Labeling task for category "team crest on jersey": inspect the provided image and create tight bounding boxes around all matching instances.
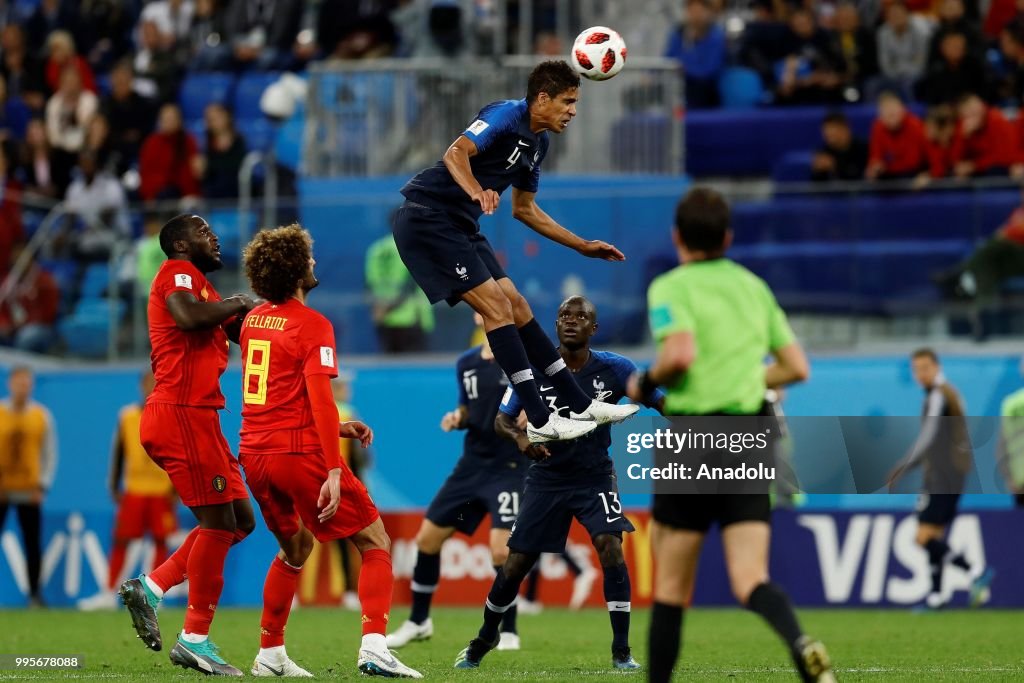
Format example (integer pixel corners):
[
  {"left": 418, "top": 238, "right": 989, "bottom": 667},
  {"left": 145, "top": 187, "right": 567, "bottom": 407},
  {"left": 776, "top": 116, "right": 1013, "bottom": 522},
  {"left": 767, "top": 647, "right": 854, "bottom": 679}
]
[{"left": 212, "top": 475, "right": 227, "bottom": 492}]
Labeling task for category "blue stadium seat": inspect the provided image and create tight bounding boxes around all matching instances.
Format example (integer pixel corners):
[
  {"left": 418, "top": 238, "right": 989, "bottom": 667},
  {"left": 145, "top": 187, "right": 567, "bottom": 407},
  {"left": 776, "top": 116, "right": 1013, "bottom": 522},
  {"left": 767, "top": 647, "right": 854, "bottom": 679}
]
[
  {"left": 13, "top": 0, "right": 39, "bottom": 21},
  {"left": 686, "top": 103, "right": 924, "bottom": 177},
  {"left": 236, "top": 118, "right": 273, "bottom": 152},
  {"left": 611, "top": 113, "right": 675, "bottom": 173},
  {"left": 772, "top": 150, "right": 815, "bottom": 182},
  {"left": 206, "top": 209, "right": 257, "bottom": 264},
  {"left": 79, "top": 263, "right": 111, "bottom": 299},
  {"left": 717, "top": 67, "right": 764, "bottom": 110},
  {"left": 179, "top": 72, "right": 235, "bottom": 121},
  {"left": 233, "top": 72, "right": 281, "bottom": 117},
  {"left": 58, "top": 300, "right": 126, "bottom": 358}
]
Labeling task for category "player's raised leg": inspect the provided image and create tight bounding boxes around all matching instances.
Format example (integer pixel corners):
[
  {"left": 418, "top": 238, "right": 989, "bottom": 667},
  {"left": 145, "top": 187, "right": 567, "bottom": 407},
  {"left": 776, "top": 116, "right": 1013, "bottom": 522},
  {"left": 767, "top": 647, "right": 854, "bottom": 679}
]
[
  {"left": 495, "top": 277, "right": 639, "bottom": 428},
  {"left": 166, "top": 498, "right": 253, "bottom": 677},
  {"left": 723, "top": 521, "right": 835, "bottom": 683},
  {"left": 121, "top": 496, "right": 253, "bottom": 653},
  {"left": 351, "top": 518, "right": 423, "bottom": 678},
  {"left": 461, "top": 280, "right": 598, "bottom": 443}
]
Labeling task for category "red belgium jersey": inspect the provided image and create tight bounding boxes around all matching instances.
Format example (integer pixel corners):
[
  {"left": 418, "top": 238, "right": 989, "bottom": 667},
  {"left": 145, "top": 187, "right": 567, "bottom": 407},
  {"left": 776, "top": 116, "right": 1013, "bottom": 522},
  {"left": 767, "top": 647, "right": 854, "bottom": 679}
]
[
  {"left": 147, "top": 260, "right": 230, "bottom": 408},
  {"left": 239, "top": 299, "right": 339, "bottom": 455}
]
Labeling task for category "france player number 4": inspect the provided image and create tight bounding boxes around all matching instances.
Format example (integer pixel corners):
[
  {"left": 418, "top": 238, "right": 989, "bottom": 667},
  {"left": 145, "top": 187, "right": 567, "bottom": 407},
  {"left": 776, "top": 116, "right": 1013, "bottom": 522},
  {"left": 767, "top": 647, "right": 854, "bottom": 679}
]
[{"left": 243, "top": 340, "right": 272, "bottom": 405}]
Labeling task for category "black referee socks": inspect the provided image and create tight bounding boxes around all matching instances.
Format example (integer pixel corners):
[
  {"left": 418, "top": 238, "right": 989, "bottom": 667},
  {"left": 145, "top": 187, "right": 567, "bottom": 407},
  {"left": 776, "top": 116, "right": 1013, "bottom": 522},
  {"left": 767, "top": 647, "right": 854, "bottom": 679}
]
[
  {"left": 647, "top": 601, "right": 683, "bottom": 683},
  {"left": 746, "top": 582, "right": 804, "bottom": 648}
]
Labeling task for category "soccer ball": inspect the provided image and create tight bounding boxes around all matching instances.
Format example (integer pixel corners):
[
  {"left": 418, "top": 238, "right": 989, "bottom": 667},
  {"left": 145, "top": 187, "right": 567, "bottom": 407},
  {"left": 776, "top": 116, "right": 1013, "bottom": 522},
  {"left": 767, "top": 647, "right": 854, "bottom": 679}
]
[{"left": 570, "top": 26, "right": 627, "bottom": 81}]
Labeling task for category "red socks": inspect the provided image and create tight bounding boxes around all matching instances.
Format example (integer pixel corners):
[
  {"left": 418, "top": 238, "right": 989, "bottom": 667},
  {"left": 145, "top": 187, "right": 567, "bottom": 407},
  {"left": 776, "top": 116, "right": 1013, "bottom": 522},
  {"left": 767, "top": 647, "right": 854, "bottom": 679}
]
[
  {"left": 183, "top": 529, "right": 234, "bottom": 636},
  {"left": 148, "top": 526, "right": 199, "bottom": 593},
  {"left": 147, "top": 524, "right": 249, "bottom": 594},
  {"left": 260, "top": 557, "right": 302, "bottom": 648},
  {"left": 358, "top": 548, "right": 393, "bottom": 636}
]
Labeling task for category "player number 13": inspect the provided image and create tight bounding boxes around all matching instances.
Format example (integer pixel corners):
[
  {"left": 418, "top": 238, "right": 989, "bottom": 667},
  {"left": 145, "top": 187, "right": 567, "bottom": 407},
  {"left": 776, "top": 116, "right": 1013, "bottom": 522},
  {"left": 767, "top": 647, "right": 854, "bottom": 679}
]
[
  {"left": 598, "top": 491, "right": 622, "bottom": 515},
  {"left": 243, "top": 340, "right": 272, "bottom": 405}
]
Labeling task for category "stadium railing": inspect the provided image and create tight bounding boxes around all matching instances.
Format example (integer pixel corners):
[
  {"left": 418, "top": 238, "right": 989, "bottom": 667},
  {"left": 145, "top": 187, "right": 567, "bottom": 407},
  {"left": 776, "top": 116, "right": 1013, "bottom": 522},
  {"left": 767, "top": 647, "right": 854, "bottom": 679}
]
[{"left": 302, "top": 56, "right": 686, "bottom": 178}]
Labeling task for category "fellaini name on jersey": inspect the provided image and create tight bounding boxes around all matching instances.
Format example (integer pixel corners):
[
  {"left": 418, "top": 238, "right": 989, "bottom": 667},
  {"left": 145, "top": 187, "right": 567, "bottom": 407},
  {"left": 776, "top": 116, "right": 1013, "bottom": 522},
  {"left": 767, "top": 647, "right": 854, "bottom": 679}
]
[{"left": 246, "top": 314, "right": 288, "bottom": 331}]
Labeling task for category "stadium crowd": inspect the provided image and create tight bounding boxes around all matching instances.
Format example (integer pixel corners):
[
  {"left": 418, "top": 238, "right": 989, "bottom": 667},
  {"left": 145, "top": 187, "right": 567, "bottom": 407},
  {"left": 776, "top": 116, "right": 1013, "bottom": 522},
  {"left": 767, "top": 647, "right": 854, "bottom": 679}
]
[{"left": 3, "top": 0, "right": 1024, "bottom": 355}]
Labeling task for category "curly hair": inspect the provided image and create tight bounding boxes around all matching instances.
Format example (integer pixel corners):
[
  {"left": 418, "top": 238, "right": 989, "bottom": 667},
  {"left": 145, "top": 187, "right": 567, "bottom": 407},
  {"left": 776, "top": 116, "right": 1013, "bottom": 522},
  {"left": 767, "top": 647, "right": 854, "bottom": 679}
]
[{"left": 243, "top": 224, "right": 313, "bottom": 304}]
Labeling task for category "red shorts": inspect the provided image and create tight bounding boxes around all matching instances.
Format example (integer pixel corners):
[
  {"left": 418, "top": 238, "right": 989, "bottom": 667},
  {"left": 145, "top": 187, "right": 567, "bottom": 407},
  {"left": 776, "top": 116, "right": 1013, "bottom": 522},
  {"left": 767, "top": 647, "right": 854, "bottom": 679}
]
[
  {"left": 113, "top": 493, "right": 178, "bottom": 541},
  {"left": 239, "top": 451, "right": 379, "bottom": 542},
  {"left": 140, "top": 403, "right": 248, "bottom": 508}
]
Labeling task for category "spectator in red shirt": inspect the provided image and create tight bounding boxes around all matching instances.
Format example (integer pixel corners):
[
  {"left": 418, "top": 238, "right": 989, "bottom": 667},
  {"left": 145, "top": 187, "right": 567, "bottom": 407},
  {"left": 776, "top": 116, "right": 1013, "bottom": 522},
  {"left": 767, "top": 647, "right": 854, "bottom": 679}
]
[
  {"left": 951, "top": 93, "right": 1019, "bottom": 178},
  {"left": 866, "top": 92, "right": 929, "bottom": 179},
  {"left": 43, "top": 31, "right": 97, "bottom": 96},
  {"left": 921, "top": 104, "right": 958, "bottom": 181},
  {"left": 138, "top": 103, "right": 200, "bottom": 202},
  {"left": 0, "top": 245, "right": 59, "bottom": 353}
]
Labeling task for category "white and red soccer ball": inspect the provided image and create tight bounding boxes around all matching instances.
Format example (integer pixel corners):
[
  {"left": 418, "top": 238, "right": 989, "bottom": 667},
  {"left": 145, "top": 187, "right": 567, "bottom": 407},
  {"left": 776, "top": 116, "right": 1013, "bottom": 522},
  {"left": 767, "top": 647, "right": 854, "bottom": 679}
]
[{"left": 570, "top": 26, "right": 627, "bottom": 81}]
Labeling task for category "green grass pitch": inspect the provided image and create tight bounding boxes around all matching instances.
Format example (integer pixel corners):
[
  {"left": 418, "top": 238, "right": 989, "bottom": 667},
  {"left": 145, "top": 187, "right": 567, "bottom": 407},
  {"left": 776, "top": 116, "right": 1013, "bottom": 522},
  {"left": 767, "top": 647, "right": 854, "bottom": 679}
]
[{"left": 1, "top": 607, "right": 1023, "bottom": 681}]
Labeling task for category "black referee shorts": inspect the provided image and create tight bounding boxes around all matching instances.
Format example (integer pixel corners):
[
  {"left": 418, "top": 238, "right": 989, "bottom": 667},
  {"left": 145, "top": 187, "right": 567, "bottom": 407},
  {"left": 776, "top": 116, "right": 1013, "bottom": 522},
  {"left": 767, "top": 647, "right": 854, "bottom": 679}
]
[
  {"left": 652, "top": 493, "right": 771, "bottom": 533},
  {"left": 652, "top": 404, "right": 775, "bottom": 532}
]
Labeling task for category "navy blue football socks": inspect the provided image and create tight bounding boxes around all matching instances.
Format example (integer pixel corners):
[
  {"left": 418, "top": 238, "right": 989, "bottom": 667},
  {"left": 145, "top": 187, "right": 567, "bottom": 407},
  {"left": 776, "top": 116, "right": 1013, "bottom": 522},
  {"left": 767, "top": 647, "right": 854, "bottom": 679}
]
[{"left": 486, "top": 324, "right": 550, "bottom": 427}]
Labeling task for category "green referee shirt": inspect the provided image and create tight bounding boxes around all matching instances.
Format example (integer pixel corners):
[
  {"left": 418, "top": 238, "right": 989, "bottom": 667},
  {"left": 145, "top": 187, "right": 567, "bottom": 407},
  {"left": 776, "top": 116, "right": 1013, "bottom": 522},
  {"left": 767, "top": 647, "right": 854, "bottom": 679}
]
[
  {"left": 1000, "top": 388, "right": 1024, "bottom": 489},
  {"left": 647, "top": 259, "right": 795, "bottom": 415}
]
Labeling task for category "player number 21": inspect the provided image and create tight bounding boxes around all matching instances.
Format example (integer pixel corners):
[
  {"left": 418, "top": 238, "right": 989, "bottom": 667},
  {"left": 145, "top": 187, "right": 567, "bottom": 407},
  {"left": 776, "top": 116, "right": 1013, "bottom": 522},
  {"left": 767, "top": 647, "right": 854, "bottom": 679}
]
[
  {"left": 463, "top": 374, "right": 478, "bottom": 400},
  {"left": 243, "top": 340, "right": 271, "bottom": 405},
  {"left": 497, "top": 491, "right": 520, "bottom": 516},
  {"left": 598, "top": 491, "right": 622, "bottom": 515}
]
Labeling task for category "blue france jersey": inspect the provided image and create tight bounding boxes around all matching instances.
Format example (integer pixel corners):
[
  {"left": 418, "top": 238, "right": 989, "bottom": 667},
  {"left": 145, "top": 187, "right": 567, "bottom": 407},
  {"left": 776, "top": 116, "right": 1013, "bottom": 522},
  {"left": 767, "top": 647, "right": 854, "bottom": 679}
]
[
  {"left": 400, "top": 99, "right": 550, "bottom": 232},
  {"left": 455, "top": 346, "right": 529, "bottom": 472},
  {"left": 499, "top": 350, "right": 664, "bottom": 489}
]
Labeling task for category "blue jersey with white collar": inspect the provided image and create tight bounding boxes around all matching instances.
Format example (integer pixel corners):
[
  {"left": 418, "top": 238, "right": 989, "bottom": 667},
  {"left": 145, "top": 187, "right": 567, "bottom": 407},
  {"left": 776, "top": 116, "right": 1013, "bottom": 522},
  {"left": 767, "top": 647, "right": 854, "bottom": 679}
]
[
  {"left": 400, "top": 99, "right": 549, "bottom": 233},
  {"left": 499, "top": 350, "right": 664, "bottom": 489}
]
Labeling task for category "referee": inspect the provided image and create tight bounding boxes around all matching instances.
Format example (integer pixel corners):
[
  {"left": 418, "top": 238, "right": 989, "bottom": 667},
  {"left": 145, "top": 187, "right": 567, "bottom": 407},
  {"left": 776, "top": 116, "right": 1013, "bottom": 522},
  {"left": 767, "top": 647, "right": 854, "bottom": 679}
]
[{"left": 627, "top": 187, "right": 834, "bottom": 683}]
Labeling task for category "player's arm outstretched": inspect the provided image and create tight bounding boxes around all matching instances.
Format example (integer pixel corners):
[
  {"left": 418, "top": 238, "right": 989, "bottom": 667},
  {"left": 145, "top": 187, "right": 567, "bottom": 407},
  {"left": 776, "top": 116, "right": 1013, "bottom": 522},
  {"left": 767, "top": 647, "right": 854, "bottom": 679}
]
[
  {"left": 166, "top": 291, "right": 256, "bottom": 332},
  {"left": 511, "top": 188, "right": 624, "bottom": 261}
]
